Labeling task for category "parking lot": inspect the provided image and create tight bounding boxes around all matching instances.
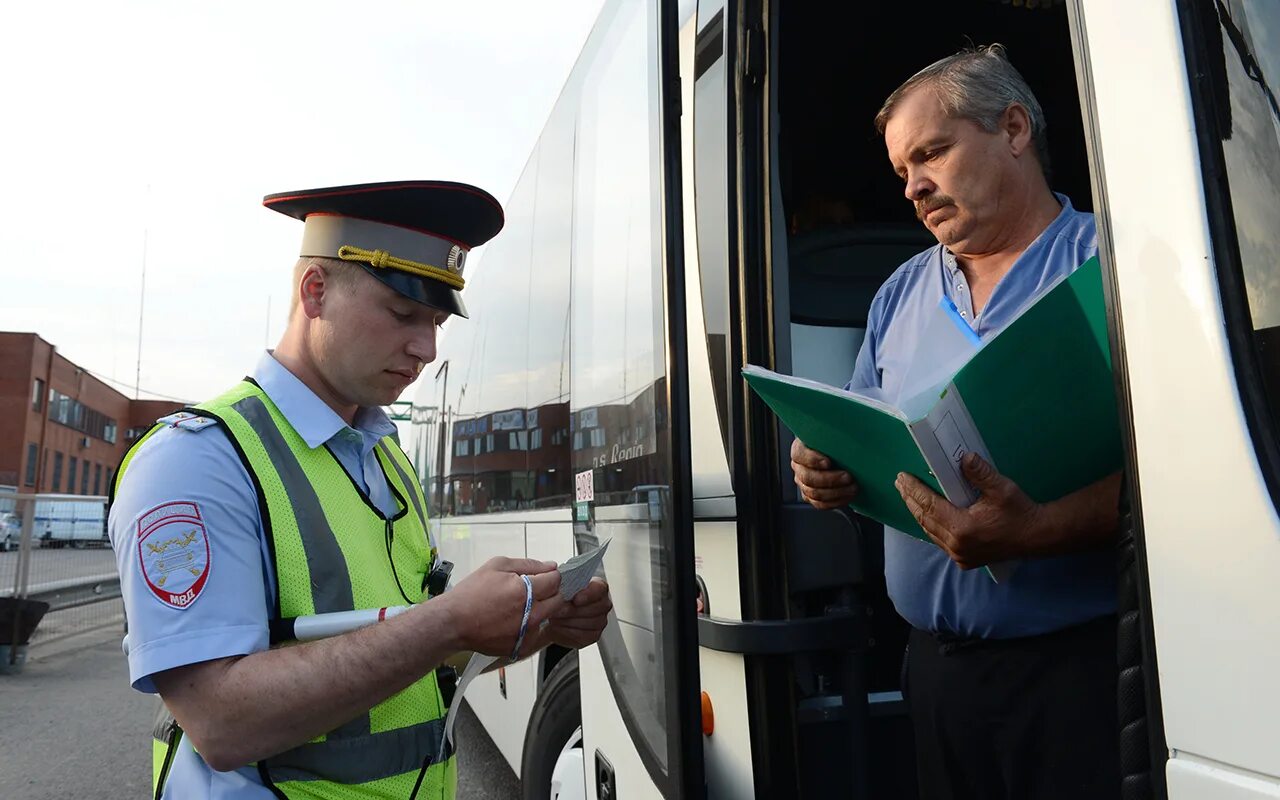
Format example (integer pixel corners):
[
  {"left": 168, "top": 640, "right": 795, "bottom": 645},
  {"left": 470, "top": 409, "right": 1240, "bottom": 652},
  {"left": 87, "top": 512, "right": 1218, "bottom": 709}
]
[
  {"left": 1, "top": 545, "right": 117, "bottom": 589},
  {"left": 1, "top": 545, "right": 121, "bottom": 646}
]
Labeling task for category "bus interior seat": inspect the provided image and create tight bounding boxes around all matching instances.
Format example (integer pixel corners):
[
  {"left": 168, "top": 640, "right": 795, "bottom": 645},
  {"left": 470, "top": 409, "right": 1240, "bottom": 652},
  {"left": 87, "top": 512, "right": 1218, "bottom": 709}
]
[{"left": 787, "top": 225, "right": 935, "bottom": 387}]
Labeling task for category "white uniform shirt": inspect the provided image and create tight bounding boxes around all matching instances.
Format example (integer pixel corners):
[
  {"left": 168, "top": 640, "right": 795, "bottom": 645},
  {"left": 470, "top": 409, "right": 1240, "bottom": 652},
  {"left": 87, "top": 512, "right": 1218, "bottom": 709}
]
[{"left": 109, "top": 352, "right": 401, "bottom": 798}]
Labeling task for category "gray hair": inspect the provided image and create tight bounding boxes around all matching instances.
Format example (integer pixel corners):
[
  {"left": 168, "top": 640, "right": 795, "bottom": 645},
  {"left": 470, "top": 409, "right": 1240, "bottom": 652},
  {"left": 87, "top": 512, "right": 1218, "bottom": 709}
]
[{"left": 874, "top": 44, "right": 1051, "bottom": 180}]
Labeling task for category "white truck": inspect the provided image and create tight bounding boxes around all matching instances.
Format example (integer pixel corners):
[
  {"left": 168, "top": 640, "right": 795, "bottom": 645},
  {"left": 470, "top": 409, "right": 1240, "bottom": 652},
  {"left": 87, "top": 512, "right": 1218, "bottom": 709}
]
[{"left": 33, "top": 495, "right": 108, "bottom": 548}]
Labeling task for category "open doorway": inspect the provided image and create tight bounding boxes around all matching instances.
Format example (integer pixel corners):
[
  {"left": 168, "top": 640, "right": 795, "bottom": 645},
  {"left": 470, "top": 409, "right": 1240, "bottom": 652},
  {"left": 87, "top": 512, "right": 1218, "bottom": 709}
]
[
  {"left": 768, "top": 2, "right": 1095, "bottom": 795},
  {"left": 774, "top": 0, "right": 1093, "bottom": 385}
]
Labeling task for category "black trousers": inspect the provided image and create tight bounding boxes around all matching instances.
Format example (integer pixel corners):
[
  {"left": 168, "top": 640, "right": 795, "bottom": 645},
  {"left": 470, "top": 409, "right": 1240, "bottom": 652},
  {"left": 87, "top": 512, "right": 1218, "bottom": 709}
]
[{"left": 905, "top": 616, "right": 1121, "bottom": 800}]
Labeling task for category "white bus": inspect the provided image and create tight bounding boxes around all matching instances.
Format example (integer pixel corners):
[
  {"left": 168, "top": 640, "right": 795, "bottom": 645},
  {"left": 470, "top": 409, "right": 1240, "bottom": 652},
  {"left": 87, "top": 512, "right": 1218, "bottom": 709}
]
[{"left": 409, "top": 0, "right": 1280, "bottom": 798}]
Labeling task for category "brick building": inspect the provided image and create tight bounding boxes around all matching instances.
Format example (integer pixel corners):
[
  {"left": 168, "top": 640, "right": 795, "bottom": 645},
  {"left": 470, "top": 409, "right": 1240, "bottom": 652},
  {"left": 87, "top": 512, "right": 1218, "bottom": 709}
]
[{"left": 0, "top": 332, "right": 185, "bottom": 496}]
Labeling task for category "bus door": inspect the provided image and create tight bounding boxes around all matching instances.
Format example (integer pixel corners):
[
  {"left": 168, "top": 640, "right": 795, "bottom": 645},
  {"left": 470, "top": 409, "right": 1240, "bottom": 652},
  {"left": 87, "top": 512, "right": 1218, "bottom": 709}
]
[
  {"left": 569, "top": 1, "right": 705, "bottom": 798},
  {"left": 691, "top": 1, "right": 911, "bottom": 793},
  {"left": 1079, "top": 1, "right": 1280, "bottom": 796}
]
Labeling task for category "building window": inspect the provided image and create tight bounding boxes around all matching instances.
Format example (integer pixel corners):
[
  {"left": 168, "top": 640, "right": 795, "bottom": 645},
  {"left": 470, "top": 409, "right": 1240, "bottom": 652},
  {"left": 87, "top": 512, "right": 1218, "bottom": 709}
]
[
  {"left": 46, "top": 389, "right": 118, "bottom": 443},
  {"left": 93, "top": 463, "right": 102, "bottom": 496},
  {"left": 81, "top": 461, "right": 90, "bottom": 495},
  {"left": 24, "top": 443, "right": 38, "bottom": 486},
  {"left": 52, "top": 452, "right": 64, "bottom": 492},
  {"left": 68, "top": 458, "right": 78, "bottom": 495},
  {"left": 32, "top": 378, "right": 45, "bottom": 412}
]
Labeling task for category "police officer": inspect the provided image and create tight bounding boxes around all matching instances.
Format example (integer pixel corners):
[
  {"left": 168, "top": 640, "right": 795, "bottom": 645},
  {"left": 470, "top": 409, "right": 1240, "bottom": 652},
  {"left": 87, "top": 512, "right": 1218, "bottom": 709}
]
[{"left": 108, "top": 181, "right": 612, "bottom": 799}]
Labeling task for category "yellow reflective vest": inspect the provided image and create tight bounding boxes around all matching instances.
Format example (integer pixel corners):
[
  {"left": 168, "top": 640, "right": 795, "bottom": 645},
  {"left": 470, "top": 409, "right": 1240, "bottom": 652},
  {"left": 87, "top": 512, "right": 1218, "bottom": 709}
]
[{"left": 118, "top": 379, "right": 456, "bottom": 799}]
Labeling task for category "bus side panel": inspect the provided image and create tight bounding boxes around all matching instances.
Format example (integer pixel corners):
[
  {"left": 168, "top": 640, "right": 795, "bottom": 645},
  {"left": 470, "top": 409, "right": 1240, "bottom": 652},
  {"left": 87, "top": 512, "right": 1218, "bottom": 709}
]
[
  {"left": 465, "top": 654, "right": 539, "bottom": 777},
  {"left": 525, "top": 518, "right": 577, "bottom": 576},
  {"left": 694, "top": 521, "right": 755, "bottom": 800},
  {"left": 580, "top": 642, "right": 665, "bottom": 800},
  {"left": 1167, "top": 760, "right": 1280, "bottom": 800},
  {"left": 439, "top": 517, "right": 536, "bottom": 775},
  {"left": 1080, "top": 0, "right": 1280, "bottom": 789}
]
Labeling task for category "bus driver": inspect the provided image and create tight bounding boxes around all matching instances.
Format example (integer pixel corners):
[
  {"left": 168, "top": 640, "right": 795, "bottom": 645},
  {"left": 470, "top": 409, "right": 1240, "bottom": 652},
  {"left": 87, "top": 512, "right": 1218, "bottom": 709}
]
[{"left": 790, "top": 48, "right": 1124, "bottom": 800}]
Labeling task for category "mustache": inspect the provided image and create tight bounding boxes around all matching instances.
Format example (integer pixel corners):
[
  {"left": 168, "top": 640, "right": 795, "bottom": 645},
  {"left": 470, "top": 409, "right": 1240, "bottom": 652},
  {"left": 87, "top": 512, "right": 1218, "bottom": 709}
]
[{"left": 915, "top": 195, "right": 955, "bottom": 222}]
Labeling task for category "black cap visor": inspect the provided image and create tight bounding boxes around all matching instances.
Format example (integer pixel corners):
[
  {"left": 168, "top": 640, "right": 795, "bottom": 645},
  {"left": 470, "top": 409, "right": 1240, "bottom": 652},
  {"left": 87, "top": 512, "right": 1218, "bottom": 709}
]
[{"left": 358, "top": 262, "right": 468, "bottom": 318}]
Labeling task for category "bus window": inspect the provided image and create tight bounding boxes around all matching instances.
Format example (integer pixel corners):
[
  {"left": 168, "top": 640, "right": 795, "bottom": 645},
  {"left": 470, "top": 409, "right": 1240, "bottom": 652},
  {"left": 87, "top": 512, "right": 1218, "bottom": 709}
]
[
  {"left": 570, "top": 0, "right": 676, "bottom": 788},
  {"left": 1185, "top": 0, "right": 1280, "bottom": 500},
  {"left": 468, "top": 156, "right": 537, "bottom": 515},
  {"left": 526, "top": 101, "right": 577, "bottom": 510},
  {"left": 441, "top": 301, "right": 481, "bottom": 517}
]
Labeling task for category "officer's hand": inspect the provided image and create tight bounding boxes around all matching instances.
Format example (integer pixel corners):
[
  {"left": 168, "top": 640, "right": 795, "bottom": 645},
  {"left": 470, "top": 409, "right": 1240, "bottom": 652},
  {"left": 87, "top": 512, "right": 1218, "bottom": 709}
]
[
  {"left": 545, "top": 577, "right": 612, "bottom": 650},
  {"left": 895, "top": 453, "right": 1042, "bottom": 569},
  {"left": 445, "top": 557, "right": 565, "bottom": 658},
  {"left": 791, "top": 438, "right": 858, "bottom": 510}
]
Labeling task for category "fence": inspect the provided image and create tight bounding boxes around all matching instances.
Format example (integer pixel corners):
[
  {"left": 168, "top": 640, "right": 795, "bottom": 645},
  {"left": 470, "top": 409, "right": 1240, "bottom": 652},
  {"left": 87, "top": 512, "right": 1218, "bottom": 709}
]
[{"left": 0, "top": 490, "right": 122, "bottom": 664}]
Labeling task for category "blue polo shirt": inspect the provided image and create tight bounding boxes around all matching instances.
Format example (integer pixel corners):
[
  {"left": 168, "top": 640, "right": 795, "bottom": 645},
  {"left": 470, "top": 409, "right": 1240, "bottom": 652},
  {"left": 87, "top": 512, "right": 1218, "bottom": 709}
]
[
  {"left": 108, "top": 352, "right": 405, "bottom": 799},
  {"left": 849, "top": 195, "right": 1117, "bottom": 638}
]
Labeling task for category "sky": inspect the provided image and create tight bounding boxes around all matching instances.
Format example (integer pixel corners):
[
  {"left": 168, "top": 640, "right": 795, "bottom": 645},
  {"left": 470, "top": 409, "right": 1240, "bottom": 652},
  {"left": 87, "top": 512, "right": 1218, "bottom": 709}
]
[{"left": 0, "top": 0, "right": 604, "bottom": 403}]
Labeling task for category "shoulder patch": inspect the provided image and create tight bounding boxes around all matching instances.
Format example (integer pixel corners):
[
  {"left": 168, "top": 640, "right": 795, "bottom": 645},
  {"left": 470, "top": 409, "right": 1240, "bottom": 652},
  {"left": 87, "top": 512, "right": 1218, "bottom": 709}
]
[
  {"left": 136, "top": 501, "right": 212, "bottom": 610},
  {"left": 157, "top": 411, "right": 219, "bottom": 432}
]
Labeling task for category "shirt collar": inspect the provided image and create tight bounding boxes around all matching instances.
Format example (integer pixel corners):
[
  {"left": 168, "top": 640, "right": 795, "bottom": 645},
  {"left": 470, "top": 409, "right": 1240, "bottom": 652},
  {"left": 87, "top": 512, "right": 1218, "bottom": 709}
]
[
  {"left": 251, "top": 352, "right": 396, "bottom": 450},
  {"left": 943, "top": 192, "right": 1075, "bottom": 275}
]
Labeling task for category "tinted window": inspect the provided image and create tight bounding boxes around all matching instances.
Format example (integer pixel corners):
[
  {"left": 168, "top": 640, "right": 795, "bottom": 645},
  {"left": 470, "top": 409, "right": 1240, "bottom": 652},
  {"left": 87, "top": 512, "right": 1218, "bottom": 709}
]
[
  {"left": 24, "top": 443, "right": 37, "bottom": 486},
  {"left": 526, "top": 103, "right": 577, "bottom": 509},
  {"left": 435, "top": 303, "right": 480, "bottom": 516},
  {"left": 1190, "top": 0, "right": 1280, "bottom": 470},
  {"left": 570, "top": 0, "right": 674, "bottom": 783},
  {"left": 466, "top": 154, "right": 537, "bottom": 515}
]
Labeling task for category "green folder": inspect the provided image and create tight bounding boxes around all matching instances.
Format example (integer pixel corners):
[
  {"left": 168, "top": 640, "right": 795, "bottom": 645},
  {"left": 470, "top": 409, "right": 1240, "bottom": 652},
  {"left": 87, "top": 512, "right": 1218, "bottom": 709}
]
[{"left": 744, "top": 255, "right": 1122, "bottom": 550}]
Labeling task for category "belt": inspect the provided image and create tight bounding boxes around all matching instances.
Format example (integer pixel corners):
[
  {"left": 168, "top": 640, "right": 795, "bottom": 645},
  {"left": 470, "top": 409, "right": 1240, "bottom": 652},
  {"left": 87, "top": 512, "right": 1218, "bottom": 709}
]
[{"left": 923, "top": 613, "right": 1117, "bottom": 657}]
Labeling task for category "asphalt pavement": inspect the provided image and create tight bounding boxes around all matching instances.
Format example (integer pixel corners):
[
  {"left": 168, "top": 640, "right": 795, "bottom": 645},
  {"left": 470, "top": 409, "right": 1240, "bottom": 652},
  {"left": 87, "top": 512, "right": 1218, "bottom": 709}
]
[
  {"left": 0, "top": 546, "right": 118, "bottom": 595},
  {"left": 0, "top": 624, "right": 521, "bottom": 799}
]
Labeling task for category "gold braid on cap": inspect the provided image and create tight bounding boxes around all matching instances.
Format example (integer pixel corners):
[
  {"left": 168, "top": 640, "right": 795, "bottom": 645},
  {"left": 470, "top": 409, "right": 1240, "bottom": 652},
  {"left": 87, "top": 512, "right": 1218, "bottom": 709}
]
[{"left": 337, "top": 245, "right": 465, "bottom": 290}]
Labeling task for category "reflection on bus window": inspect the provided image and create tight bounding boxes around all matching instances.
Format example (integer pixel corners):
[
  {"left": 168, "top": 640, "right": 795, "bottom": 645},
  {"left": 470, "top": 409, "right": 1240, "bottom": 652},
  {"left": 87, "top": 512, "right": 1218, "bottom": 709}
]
[
  {"left": 569, "top": 0, "right": 674, "bottom": 782},
  {"left": 1205, "top": 1, "right": 1280, "bottom": 436}
]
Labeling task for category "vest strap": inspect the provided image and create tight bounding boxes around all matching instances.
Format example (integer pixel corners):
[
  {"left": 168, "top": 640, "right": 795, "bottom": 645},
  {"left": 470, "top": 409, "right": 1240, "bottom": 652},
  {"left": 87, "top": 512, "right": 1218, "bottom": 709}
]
[
  {"left": 267, "top": 718, "right": 453, "bottom": 784},
  {"left": 230, "top": 393, "right": 357, "bottom": 616},
  {"left": 379, "top": 440, "right": 427, "bottom": 532}
]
